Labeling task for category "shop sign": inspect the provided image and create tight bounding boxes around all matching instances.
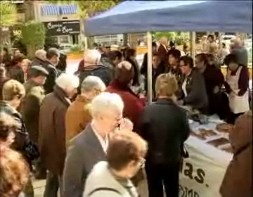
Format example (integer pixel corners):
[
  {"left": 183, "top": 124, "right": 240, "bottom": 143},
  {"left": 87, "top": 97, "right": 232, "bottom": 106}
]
[{"left": 44, "top": 20, "right": 80, "bottom": 36}]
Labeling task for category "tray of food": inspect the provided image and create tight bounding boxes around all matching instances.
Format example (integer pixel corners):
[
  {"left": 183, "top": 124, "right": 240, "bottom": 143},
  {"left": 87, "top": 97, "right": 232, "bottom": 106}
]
[
  {"left": 207, "top": 137, "right": 230, "bottom": 147},
  {"left": 216, "top": 123, "right": 234, "bottom": 133},
  {"left": 191, "top": 128, "right": 218, "bottom": 140},
  {"left": 220, "top": 144, "right": 233, "bottom": 153}
]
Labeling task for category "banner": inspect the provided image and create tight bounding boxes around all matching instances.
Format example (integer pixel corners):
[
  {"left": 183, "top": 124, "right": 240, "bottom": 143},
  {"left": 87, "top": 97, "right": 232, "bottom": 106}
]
[{"left": 179, "top": 136, "right": 232, "bottom": 197}]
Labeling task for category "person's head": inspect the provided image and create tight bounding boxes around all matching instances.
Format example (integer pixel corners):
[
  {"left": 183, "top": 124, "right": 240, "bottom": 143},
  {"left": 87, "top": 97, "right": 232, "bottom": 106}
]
[
  {"left": 81, "top": 76, "right": 106, "bottom": 99},
  {"left": 28, "top": 66, "right": 49, "bottom": 85},
  {"left": 183, "top": 43, "right": 189, "bottom": 52},
  {"left": 179, "top": 56, "right": 194, "bottom": 75},
  {"left": 152, "top": 42, "right": 157, "bottom": 53},
  {"left": 155, "top": 73, "right": 178, "bottom": 99},
  {"left": 2, "top": 80, "right": 25, "bottom": 109},
  {"left": 13, "top": 49, "right": 21, "bottom": 57},
  {"left": 115, "top": 61, "right": 134, "bottom": 86},
  {"left": 103, "top": 45, "right": 111, "bottom": 55},
  {"left": 207, "top": 34, "right": 214, "bottom": 42},
  {"left": 108, "top": 51, "right": 123, "bottom": 66},
  {"left": 152, "top": 53, "right": 162, "bottom": 68},
  {"left": 0, "top": 143, "right": 29, "bottom": 197},
  {"left": 46, "top": 48, "right": 60, "bottom": 66},
  {"left": 21, "top": 58, "right": 31, "bottom": 73},
  {"left": 168, "top": 49, "right": 181, "bottom": 67},
  {"left": 206, "top": 53, "right": 215, "bottom": 65},
  {"left": 195, "top": 53, "right": 208, "bottom": 70},
  {"left": 55, "top": 73, "right": 79, "bottom": 99},
  {"left": 11, "top": 54, "right": 25, "bottom": 67},
  {"left": 83, "top": 49, "right": 101, "bottom": 67},
  {"left": 0, "top": 112, "right": 18, "bottom": 147},
  {"left": 224, "top": 54, "right": 239, "bottom": 71},
  {"left": 90, "top": 92, "right": 124, "bottom": 135},
  {"left": 107, "top": 132, "right": 147, "bottom": 179},
  {"left": 125, "top": 48, "right": 136, "bottom": 60},
  {"left": 160, "top": 37, "right": 168, "bottom": 45},
  {"left": 35, "top": 49, "right": 47, "bottom": 61}
]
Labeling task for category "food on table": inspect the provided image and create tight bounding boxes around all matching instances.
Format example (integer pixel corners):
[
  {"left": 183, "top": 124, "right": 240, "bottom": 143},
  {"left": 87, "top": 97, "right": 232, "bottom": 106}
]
[
  {"left": 216, "top": 123, "right": 234, "bottom": 133},
  {"left": 191, "top": 129, "right": 217, "bottom": 140},
  {"left": 207, "top": 137, "right": 230, "bottom": 147},
  {"left": 221, "top": 146, "right": 233, "bottom": 153}
]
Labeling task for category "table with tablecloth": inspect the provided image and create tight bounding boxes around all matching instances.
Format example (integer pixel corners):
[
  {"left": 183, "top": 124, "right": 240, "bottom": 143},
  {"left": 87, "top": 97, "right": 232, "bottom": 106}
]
[{"left": 179, "top": 115, "right": 233, "bottom": 197}]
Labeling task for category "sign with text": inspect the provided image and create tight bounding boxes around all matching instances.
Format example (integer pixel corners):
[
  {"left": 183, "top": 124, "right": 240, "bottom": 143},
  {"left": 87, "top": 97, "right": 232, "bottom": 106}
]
[
  {"left": 179, "top": 136, "right": 232, "bottom": 197},
  {"left": 44, "top": 20, "right": 80, "bottom": 36}
]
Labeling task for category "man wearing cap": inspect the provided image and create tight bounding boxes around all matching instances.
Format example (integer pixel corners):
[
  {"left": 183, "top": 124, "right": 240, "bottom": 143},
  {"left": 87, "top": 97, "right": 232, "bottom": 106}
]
[{"left": 21, "top": 65, "right": 48, "bottom": 179}]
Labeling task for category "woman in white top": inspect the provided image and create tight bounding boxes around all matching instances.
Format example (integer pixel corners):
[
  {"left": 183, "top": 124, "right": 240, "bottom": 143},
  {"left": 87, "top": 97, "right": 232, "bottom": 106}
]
[{"left": 224, "top": 54, "right": 250, "bottom": 124}]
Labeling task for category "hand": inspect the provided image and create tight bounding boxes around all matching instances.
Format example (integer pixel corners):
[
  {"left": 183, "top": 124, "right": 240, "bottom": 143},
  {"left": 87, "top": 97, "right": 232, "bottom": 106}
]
[
  {"left": 213, "top": 86, "right": 220, "bottom": 94},
  {"left": 118, "top": 118, "right": 133, "bottom": 131},
  {"left": 176, "top": 100, "right": 184, "bottom": 106},
  {"left": 230, "top": 91, "right": 237, "bottom": 97},
  {"left": 139, "top": 93, "right": 146, "bottom": 99}
]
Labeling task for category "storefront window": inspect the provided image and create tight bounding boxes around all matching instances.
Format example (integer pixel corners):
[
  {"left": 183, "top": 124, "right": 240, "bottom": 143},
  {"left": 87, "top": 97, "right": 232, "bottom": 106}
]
[{"left": 59, "top": 35, "right": 70, "bottom": 44}]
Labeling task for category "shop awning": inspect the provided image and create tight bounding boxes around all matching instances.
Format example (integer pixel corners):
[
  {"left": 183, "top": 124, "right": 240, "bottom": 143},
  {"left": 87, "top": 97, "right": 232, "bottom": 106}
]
[
  {"left": 85, "top": 0, "right": 252, "bottom": 36},
  {"left": 41, "top": 4, "right": 78, "bottom": 16}
]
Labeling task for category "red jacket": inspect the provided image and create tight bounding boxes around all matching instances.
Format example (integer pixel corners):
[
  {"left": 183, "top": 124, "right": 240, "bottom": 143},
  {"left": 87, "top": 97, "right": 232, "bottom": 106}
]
[{"left": 107, "top": 80, "right": 145, "bottom": 130}]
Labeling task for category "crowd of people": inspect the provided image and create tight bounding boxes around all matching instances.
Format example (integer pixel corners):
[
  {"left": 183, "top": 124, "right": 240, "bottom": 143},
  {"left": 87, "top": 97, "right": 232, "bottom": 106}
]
[{"left": 0, "top": 34, "right": 251, "bottom": 197}]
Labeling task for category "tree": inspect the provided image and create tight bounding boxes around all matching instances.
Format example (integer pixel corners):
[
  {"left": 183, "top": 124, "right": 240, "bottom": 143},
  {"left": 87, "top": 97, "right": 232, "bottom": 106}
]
[
  {"left": 21, "top": 21, "right": 46, "bottom": 58},
  {"left": 0, "top": 2, "right": 18, "bottom": 26}
]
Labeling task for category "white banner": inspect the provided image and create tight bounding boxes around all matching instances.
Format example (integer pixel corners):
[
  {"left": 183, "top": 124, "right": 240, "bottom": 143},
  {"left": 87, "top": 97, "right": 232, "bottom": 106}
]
[{"left": 179, "top": 136, "right": 232, "bottom": 197}]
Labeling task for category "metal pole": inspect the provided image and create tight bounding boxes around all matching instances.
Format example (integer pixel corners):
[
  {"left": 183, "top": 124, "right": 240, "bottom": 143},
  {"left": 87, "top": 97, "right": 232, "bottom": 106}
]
[
  {"left": 190, "top": 32, "right": 196, "bottom": 59},
  {"left": 147, "top": 31, "right": 153, "bottom": 104}
]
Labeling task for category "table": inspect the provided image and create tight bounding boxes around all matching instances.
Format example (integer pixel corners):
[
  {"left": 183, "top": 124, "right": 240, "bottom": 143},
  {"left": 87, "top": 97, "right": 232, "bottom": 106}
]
[{"left": 179, "top": 116, "right": 233, "bottom": 197}]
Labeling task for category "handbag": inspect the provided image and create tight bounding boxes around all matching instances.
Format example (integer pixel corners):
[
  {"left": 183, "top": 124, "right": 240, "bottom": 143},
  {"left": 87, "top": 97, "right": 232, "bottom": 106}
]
[{"left": 24, "top": 139, "right": 40, "bottom": 161}]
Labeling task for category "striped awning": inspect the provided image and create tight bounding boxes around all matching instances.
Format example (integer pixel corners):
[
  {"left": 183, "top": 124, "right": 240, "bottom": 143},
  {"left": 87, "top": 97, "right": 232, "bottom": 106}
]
[{"left": 41, "top": 4, "right": 78, "bottom": 16}]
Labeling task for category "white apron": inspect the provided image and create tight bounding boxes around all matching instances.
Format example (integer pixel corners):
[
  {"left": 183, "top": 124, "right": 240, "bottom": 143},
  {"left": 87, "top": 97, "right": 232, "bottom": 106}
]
[{"left": 226, "top": 66, "right": 249, "bottom": 114}]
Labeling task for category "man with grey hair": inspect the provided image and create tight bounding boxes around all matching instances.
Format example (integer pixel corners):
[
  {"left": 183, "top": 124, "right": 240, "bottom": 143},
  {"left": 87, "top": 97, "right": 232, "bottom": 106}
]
[
  {"left": 65, "top": 76, "right": 106, "bottom": 143},
  {"left": 39, "top": 73, "right": 79, "bottom": 197},
  {"left": 32, "top": 49, "right": 47, "bottom": 67},
  {"left": 76, "top": 49, "right": 112, "bottom": 93},
  {"left": 63, "top": 92, "right": 132, "bottom": 197}
]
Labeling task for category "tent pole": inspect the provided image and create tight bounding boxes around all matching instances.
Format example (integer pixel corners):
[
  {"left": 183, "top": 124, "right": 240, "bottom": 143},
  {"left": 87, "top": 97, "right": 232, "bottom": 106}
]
[
  {"left": 190, "top": 32, "right": 196, "bottom": 60},
  {"left": 147, "top": 31, "right": 153, "bottom": 104}
]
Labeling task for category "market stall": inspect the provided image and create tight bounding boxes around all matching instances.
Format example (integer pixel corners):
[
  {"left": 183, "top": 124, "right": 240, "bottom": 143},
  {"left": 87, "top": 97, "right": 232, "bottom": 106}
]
[{"left": 85, "top": 1, "right": 251, "bottom": 196}]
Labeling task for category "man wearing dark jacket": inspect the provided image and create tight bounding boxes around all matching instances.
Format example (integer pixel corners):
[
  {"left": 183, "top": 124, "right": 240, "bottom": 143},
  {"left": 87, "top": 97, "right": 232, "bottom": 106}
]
[
  {"left": 43, "top": 48, "right": 61, "bottom": 94},
  {"left": 76, "top": 49, "right": 112, "bottom": 93}
]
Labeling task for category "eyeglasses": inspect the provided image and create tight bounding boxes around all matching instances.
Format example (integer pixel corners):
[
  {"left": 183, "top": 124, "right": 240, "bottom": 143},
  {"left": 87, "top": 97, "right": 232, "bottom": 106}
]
[{"left": 138, "top": 158, "right": 146, "bottom": 168}]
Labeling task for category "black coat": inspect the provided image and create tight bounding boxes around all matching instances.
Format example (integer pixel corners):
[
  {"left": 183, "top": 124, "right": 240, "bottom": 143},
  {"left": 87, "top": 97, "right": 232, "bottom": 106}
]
[
  {"left": 42, "top": 62, "right": 60, "bottom": 94},
  {"left": 138, "top": 98, "right": 190, "bottom": 164}
]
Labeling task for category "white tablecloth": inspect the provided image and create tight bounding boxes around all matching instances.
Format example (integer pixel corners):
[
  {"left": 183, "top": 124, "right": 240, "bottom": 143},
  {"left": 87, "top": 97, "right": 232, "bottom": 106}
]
[{"left": 179, "top": 116, "right": 232, "bottom": 197}]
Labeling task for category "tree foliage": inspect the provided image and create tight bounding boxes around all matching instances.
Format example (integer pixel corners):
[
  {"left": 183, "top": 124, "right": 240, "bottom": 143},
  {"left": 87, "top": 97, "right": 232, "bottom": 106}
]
[
  {"left": 21, "top": 21, "right": 46, "bottom": 58},
  {"left": 0, "top": 2, "right": 18, "bottom": 26}
]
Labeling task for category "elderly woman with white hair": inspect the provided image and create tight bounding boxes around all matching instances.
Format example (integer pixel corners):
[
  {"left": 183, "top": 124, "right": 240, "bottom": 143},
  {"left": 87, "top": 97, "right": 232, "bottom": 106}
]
[
  {"left": 65, "top": 76, "right": 106, "bottom": 143},
  {"left": 76, "top": 49, "right": 112, "bottom": 92},
  {"left": 39, "top": 73, "right": 79, "bottom": 197},
  {"left": 63, "top": 92, "right": 132, "bottom": 197}
]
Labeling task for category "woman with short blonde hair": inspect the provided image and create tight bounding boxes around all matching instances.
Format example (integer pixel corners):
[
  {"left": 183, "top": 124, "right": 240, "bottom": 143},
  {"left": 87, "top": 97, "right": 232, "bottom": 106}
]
[
  {"left": 139, "top": 72, "right": 190, "bottom": 197},
  {"left": 155, "top": 73, "right": 178, "bottom": 98}
]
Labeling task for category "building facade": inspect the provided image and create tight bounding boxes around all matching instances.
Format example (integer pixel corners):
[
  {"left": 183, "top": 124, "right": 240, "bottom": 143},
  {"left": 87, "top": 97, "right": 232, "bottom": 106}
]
[{"left": 32, "top": 1, "right": 80, "bottom": 46}]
